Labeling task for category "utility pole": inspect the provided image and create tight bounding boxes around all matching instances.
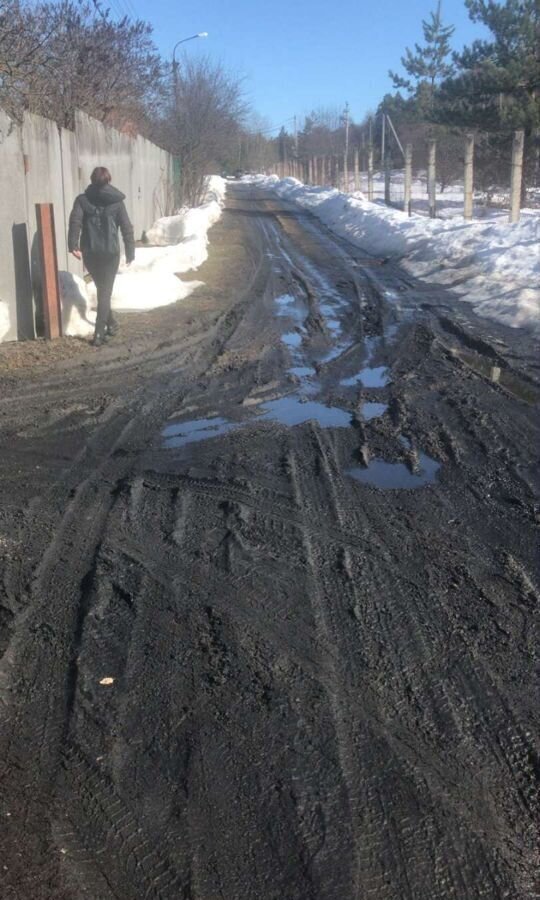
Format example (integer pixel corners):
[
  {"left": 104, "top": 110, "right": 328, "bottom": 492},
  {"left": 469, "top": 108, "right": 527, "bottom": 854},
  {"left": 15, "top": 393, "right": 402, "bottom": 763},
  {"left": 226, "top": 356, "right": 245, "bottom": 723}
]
[
  {"left": 294, "top": 114, "right": 299, "bottom": 173},
  {"left": 404, "top": 144, "right": 413, "bottom": 216},
  {"left": 463, "top": 134, "right": 474, "bottom": 220},
  {"left": 381, "top": 112, "right": 386, "bottom": 164},
  {"left": 509, "top": 129, "right": 525, "bottom": 223},
  {"left": 427, "top": 138, "right": 437, "bottom": 218},
  {"left": 343, "top": 102, "right": 350, "bottom": 192}
]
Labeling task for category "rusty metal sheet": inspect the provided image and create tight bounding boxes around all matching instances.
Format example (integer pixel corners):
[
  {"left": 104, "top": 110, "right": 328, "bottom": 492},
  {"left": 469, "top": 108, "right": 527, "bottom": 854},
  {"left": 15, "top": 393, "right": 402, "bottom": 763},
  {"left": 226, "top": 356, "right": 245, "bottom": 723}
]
[{"left": 35, "top": 203, "right": 63, "bottom": 340}]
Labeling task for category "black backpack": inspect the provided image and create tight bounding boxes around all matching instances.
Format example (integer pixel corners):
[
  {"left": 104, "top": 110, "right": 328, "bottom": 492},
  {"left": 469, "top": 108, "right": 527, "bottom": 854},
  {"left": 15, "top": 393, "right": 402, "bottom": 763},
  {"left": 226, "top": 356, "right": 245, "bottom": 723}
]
[{"left": 82, "top": 203, "right": 120, "bottom": 256}]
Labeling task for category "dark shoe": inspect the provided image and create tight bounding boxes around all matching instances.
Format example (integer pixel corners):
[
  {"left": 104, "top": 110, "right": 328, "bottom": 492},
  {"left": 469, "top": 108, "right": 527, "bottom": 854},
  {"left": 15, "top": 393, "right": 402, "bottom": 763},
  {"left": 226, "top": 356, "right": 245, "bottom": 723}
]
[
  {"left": 107, "top": 320, "right": 120, "bottom": 337},
  {"left": 91, "top": 334, "right": 106, "bottom": 347}
]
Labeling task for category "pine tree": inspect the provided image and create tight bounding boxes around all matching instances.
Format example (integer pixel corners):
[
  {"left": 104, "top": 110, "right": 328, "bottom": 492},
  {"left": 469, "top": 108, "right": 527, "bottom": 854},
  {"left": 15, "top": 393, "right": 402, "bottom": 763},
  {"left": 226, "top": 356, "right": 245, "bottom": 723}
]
[
  {"left": 436, "top": 0, "right": 540, "bottom": 133},
  {"left": 389, "top": 2, "right": 455, "bottom": 112}
]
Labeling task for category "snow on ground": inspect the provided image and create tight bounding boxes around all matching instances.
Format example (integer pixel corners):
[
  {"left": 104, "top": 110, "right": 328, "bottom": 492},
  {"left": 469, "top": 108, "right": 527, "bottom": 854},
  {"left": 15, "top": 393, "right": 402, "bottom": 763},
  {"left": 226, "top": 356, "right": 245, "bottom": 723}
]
[
  {"left": 0, "top": 299, "right": 10, "bottom": 341},
  {"left": 61, "top": 175, "right": 226, "bottom": 337},
  {"left": 248, "top": 174, "right": 540, "bottom": 332}
]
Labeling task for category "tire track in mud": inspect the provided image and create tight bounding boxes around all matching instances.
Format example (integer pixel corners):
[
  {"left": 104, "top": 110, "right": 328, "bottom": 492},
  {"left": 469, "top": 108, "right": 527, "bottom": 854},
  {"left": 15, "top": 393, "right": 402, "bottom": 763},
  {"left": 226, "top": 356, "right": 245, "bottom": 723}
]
[
  {"left": 1, "top": 183, "right": 538, "bottom": 899},
  {"left": 284, "top": 427, "right": 523, "bottom": 898},
  {"left": 0, "top": 214, "right": 270, "bottom": 899}
]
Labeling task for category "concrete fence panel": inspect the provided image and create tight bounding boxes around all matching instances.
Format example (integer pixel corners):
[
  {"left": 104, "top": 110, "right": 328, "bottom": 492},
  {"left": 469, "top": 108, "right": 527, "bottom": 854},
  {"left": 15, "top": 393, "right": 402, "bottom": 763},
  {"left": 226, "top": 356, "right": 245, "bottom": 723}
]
[
  {"left": 0, "top": 108, "right": 174, "bottom": 343},
  {"left": 22, "top": 114, "right": 68, "bottom": 279},
  {"left": 0, "top": 110, "right": 29, "bottom": 342}
]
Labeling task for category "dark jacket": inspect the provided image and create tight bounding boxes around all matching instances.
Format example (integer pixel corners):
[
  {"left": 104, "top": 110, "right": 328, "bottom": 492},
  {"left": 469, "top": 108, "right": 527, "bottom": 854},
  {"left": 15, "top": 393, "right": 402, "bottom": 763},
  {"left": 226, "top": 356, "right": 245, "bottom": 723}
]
[{"left": 68, "top": 184, "right": 135, "bottom": 262}]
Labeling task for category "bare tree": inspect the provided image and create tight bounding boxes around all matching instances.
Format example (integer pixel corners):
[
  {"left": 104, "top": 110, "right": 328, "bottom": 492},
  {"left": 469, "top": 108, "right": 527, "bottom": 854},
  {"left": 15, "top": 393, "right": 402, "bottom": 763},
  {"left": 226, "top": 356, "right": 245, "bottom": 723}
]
[
  {"left": 164, "top": 55, "right": 248, "bottom": 207},
  {"left": 0, "top": 1, "right": 163, "bottom": 131},
  {"left": 0, "top": 0, "right": 56, "bottom": 119}
]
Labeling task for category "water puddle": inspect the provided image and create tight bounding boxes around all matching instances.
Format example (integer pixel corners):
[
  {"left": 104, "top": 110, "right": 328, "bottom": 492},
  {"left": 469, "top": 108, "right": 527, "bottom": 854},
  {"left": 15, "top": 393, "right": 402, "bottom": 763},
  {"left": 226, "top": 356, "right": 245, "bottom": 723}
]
[
  {"left": 261, "top": 395, "right": 351, "bottom": 428},
  {"left": 163, "top": 416, "right": 240, "bottom": 448},
  {"left": 274, "top": 294, "right": 307, "bottom": 324},
  {"left": 340, "top": 366, "right": 390, "bottom": 388},
  {"left": 281, "top": 331, "right": 303, "bottom": 349},
  {"left": 361, "top": 402, "right": 388, "bottom": 421},
  {"left": 289, "top": 365, "right": 316, "bottom": 378},
  {"left": 275, "top": 295, "right": 295, "bottom": 306},
  {"left": 348, "top": 452, "right": 440, "bottom": 489}
]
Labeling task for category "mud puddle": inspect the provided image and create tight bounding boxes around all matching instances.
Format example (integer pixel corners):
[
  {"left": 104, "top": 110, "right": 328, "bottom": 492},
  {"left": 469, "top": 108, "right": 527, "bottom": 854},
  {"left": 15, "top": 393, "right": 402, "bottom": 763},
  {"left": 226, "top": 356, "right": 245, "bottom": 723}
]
[
  {"left": 164, "top": 279, "right": 440, "bottom": 494},
  {"left": 361, "top": 402, "right": 388, "bottom": 421},
  {"left": 162, "top": 415, "right": 242, "bottom": 448},
  {"left": 348, "top": 450, "right": 440, "bottom": 489},
  {"left": 341, "top": 366, "right": 390, "bottom": 388}
]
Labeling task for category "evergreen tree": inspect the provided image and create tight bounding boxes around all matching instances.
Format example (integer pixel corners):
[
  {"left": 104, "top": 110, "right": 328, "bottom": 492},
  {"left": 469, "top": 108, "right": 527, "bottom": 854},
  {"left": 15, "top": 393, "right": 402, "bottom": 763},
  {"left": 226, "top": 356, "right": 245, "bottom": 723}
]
[
  {"left": 389, "top": 2, "right": 455, "bottom": 112},
  {"left": 436, "top": 0, "right": 540, "bottom": 133}
]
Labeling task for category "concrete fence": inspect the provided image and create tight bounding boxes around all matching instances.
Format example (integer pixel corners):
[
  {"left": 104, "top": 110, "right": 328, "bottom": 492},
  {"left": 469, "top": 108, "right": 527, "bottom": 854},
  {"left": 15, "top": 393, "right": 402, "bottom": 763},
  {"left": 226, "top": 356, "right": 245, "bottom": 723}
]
[{"left": 0, "top": 109, "right": 175, "bottom": 343}]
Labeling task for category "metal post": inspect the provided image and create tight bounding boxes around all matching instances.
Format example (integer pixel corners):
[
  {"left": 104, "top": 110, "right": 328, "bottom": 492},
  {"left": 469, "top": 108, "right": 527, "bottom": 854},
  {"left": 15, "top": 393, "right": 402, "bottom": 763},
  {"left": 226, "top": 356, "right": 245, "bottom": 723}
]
[
  {"left": 427, "top": 138, "right": 437, "bottom": 218},
  {"left": 463, "top": 133, "right": 474, "bottom": 220},
  {"left": 509, "top": 129, "right": 525, "bottom": 223},
  {"left": 404, "top": 143, "right": 413, "bottom": 216},
  {"left": 35, "top": 203, "right": 62, "bottom": 340},
  {"left": 384, "top": 155, "right": 391, "bottom": 205},
  {"left": 354, "top": 148, "right": 360, "bottom": 192},
  {"left": 368, "top": 145, "right": 374, "bottom": 201}
]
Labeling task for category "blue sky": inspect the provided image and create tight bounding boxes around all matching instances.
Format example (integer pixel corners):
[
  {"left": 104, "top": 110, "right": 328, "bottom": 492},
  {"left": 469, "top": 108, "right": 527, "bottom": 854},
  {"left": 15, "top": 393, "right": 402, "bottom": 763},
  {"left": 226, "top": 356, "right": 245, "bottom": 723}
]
[{"left": 126, "top": 0, "right": 487, "bottom": 134}]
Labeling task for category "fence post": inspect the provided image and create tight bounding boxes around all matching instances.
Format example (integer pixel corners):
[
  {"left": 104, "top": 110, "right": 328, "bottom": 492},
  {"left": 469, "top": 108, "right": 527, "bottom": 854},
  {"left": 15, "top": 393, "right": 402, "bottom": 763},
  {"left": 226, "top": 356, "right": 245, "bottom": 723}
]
[
  {"left": 463, "top": 134, "right": 474, "bottom": 220},
  {"left": 403, "top": 143, "right": 413, "bottom": 216},
  {"left": 35, "top": 203, "right": 62, "bottom": 340},
  {"left": 384, "top": 155, "right": 391, "bottom": 205},
  {"left": 509, "top": 129, "right": 525, "bottom": 223},
  {"left": 354, "top": 149, "right": 360, "bottom": 192},
  {"left": 427, "top": 138, "right": 437, "bottom": 218},
  {"left": 368, "top": 146, "right": 374, "bottom": 201}
]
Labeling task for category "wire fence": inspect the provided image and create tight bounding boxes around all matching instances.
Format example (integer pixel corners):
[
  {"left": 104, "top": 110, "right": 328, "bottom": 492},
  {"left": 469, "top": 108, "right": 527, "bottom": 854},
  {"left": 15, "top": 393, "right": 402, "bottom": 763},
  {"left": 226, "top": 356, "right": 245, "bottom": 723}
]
[{"left": 270, "top": 129, "right": 538, "bottom": 224}]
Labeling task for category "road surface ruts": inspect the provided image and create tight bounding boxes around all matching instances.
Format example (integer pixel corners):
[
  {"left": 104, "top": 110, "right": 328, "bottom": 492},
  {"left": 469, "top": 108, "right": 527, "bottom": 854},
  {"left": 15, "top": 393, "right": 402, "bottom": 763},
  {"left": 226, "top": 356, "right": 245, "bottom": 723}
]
[{"left": 0, "top": 183, "right": 538, "bottom": 899}]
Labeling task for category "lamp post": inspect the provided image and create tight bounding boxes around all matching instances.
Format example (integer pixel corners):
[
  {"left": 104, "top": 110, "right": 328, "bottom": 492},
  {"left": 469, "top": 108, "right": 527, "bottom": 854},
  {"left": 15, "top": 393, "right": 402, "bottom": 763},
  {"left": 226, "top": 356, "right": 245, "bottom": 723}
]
[
  {"left": 172, "top": 32, "right": 208, "bottom": 100},
  {"left": 171, "top": 32, "right": 207, "bottom": 207}
]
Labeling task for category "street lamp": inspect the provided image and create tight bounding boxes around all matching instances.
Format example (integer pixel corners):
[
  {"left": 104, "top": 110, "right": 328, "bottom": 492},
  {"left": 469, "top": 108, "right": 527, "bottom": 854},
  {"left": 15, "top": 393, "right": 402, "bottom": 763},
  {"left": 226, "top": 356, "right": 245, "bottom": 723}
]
[
  {"left": 172, "top": 32, "right": 208, "bottom": 207},
  {"left": 172, "top": 32, "right": 208, "bottom": 93}
]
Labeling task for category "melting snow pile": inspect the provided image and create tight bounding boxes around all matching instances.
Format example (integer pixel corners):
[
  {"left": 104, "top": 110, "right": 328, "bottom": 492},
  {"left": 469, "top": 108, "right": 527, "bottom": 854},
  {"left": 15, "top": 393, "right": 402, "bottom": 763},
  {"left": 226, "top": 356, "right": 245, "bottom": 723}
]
[
  {"left": 248, "top": 175, "right": 540, "bottom": 332},
  {"left": 60, "top": 175, "right": 226, "bottom": 337}
]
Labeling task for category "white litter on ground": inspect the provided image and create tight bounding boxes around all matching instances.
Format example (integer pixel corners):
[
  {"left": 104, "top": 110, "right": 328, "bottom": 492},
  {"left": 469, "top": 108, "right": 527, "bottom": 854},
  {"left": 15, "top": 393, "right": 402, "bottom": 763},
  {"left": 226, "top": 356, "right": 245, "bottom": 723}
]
[
  {"left": 61, "top": 175, "right": 226, "bottom": 336},
  {"left": 247, "top": 175, "right": 540, "bottom": 332}
]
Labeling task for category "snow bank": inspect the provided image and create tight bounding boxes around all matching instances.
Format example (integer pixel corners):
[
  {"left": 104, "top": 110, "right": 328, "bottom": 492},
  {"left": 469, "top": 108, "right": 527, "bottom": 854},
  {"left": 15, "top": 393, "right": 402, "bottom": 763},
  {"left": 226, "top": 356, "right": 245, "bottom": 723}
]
[
  {"left": 250, "top": 175, "right": 539, "bottom": 332},
  {"left": 61, "top": 176, "right": 226, "bottom": 334},
  {"left": 59, "top": 272, "right": 95, "bottom": 337},
  {"left": 0, "top": 300, "right": 11, "bottom": 341}
]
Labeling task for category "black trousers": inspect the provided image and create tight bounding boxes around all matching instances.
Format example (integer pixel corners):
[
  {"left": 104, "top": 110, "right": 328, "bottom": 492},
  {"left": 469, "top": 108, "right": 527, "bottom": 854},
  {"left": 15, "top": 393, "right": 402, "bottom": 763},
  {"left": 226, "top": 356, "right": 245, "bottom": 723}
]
[{"left": 84, "top": 252, "right": 120, "bottom": 337}]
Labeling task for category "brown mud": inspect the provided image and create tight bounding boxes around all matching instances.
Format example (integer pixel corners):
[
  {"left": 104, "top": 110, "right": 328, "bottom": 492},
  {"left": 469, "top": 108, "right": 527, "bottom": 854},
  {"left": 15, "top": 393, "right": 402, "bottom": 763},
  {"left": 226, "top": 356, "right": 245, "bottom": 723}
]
[{"left": 0, "top": 183, "right": 539, "bottom": 899}]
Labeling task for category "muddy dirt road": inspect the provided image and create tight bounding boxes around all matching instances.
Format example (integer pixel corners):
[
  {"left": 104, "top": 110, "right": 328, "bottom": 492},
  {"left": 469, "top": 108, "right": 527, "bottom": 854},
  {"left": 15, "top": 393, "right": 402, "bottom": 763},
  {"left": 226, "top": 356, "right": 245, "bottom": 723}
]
[{"left": 0, "top": 183, "right": 539, "bottom": 899}]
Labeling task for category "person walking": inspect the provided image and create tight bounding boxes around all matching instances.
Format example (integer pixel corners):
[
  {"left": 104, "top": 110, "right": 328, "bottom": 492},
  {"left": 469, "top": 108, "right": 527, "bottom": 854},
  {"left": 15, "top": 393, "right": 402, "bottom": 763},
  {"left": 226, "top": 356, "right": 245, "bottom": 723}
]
[{"left": 68, "top": 166, "right": 135, "bottom": 346}]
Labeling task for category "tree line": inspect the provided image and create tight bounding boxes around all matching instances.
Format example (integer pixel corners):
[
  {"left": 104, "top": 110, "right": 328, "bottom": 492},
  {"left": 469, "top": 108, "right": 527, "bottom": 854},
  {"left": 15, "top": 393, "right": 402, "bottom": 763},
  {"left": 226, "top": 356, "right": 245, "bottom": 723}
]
[
  {"left": 246, "top": 0, "right": 539, "bottom": 198},
  {"left": 1, "top": 0, "right": 538, "bottom": 202}
]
